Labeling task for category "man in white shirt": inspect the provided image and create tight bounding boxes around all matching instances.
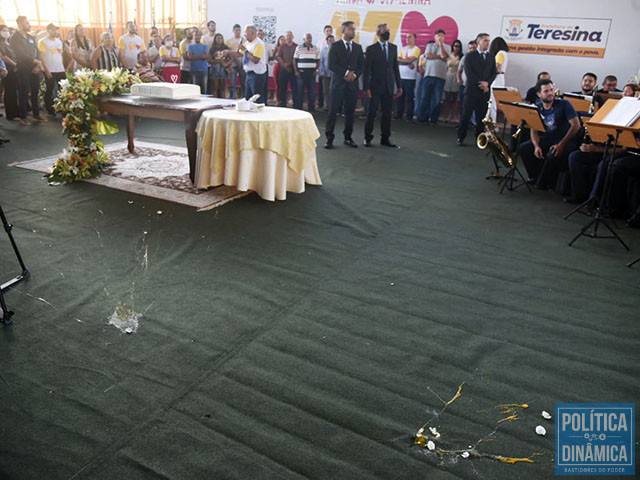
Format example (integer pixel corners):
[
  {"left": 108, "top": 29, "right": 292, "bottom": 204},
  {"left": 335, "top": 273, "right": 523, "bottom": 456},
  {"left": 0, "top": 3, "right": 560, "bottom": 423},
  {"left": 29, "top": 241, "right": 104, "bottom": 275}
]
[
  {"left": 118, "top": 21, "right": 144, "bottom": 70},
  {"left": 226, "top": 24, "right": 245, "bottom": 99},
  {"left": 202, "top": 21, "right": 216, "bottom": 49},
  {"left": 39, "top": 23, "right": 66, "bottom": 116},
  {"left": 147, "top": 34, "right": 163, "bottom": 72},
  {"left": 316, "top": 24, "right": 333, "bottom": 110},
  {"left": 237, "top": 25, "right": 267, "bottom": 103},
  {"left": 417, "top": 29, "right": 450, "bottom": 124},
  {"left": 396, "top": 32, "right": 420, "bottom": 121}
]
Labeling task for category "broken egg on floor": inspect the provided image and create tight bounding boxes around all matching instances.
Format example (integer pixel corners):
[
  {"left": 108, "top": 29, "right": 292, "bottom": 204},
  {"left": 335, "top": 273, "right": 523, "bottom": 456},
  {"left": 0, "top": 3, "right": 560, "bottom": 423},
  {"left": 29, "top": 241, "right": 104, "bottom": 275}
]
[
  {"left": 461, "top": 451, "right": 470, "bottom": 458},
  {"left": 535, "top": 425, "right": 546, "bottom": 436},
  {"left": 429, "top": 427, "right": 441, "bottom": 439},
  {"left": 542, "top": 410, "right": 552, "bottom": 420},
  {"left": 125, "top": 327, "right": 133, "bottom": 334}
]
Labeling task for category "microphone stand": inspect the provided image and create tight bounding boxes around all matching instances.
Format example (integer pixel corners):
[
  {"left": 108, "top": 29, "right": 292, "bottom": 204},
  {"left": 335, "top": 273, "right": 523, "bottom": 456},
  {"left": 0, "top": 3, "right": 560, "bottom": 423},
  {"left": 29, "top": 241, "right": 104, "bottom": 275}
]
[{"left": 0, "top": 203, "right": 30, "bottom": 324}]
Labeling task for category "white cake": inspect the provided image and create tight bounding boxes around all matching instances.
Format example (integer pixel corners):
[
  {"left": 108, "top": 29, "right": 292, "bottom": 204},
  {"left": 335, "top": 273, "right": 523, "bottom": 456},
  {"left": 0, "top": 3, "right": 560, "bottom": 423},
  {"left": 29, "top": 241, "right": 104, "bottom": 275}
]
[{"left": 130, "top": 82, "right": 201, "bottom": 99}]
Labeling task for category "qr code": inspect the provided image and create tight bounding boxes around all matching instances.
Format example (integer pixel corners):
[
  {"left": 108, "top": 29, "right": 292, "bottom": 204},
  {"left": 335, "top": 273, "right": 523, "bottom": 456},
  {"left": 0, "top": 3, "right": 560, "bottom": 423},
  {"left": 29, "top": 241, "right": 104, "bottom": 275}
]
[{"left": 253, "top": 16, "right": 277, "bottom": 44}]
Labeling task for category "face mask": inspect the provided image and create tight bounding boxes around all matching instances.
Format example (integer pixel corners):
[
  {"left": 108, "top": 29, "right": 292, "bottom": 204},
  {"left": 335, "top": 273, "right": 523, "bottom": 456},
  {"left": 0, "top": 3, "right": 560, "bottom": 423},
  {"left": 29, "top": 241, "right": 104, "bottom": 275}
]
[
  {"left": 166, "top": 41, "right": 173, "bottom": 47},
  {"left": 379, "top": 31, "right": 390, "bottom": 41},
  {"left": 1, "top": 31, "right": 9, "bottom": 39}
]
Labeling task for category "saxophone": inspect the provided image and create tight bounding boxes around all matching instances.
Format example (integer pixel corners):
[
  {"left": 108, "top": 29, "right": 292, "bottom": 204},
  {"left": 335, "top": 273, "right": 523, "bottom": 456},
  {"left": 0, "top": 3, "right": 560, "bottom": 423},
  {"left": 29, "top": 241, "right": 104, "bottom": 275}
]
[{"left": 476, "top": 98, "right": 516, "bottom": 168}]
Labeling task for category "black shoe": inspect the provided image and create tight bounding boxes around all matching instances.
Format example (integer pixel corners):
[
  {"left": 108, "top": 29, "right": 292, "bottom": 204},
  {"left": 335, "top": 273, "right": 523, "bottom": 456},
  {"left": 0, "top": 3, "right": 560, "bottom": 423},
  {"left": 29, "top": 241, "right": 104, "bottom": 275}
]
[
  {"left": 627, "top": 214, "right": 640, "bottom": 228},
  {"left": 363, "top": 139, "right": 372, "bottom": 147},
  {"left": 381, "top": 140, "right": 398, "bottom": 148},
  {"left": 0, "top": 137, "right": 10, "bottom": 143},
  {"left": 324, "top": 140, "right": 334, "bottom": 149},
  {"left": 344, "top": 138, "right": 358, "bottom": 148},
  {"left": 456, "top": 138, "right": 463, "bottom": 146}
]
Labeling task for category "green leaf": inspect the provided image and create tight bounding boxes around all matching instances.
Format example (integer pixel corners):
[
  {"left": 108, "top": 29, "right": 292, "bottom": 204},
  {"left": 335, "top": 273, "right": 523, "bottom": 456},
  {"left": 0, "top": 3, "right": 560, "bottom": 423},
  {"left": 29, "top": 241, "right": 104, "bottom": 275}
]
[{"left": 93, "top": 120, "right": 119, "bottom": 135}]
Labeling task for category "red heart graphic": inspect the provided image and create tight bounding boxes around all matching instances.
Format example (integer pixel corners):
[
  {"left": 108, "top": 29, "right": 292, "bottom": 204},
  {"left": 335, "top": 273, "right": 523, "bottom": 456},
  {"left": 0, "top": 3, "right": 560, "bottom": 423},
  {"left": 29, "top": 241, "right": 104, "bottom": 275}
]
[{"left": 401, "top": 12, "right": 459, "bottom": 50}]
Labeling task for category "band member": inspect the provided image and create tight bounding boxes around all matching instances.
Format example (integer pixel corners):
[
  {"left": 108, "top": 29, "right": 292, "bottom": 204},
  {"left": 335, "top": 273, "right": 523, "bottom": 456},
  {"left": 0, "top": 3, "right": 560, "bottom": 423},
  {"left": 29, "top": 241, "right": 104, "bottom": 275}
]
[
  {"left": 573, "top": 72, "right": 604, "bottom": 109},
  {"left": 324, "top": 21, "right": 364, "bottom": 149},
  {"left": 597, "top": 75, "right": 622, "bottom": 94},
  {"left": 566, "top": 86, "right": 638, "bottom": 204},
  {"left": 456, "top": 33, "right": 496, "bottom": 146},
  {"left": 363, "top": 23, "right": 402, "bottom": 147},
  {"left": 519, "top": 79, "right": 581, "bottom": 190}
]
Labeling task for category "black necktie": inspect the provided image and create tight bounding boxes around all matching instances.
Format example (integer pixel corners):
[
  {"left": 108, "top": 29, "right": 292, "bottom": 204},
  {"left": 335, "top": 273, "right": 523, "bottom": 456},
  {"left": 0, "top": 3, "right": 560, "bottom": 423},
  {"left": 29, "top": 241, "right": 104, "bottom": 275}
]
[
  {"left": 481, "top": 51, "right": 487, "bottom": 61},
  {"left": 346, "top": 42, "right": 351, "bottom": 55},
  {"left": 383, "top": 43, "right": 387, "bottom": 61}
]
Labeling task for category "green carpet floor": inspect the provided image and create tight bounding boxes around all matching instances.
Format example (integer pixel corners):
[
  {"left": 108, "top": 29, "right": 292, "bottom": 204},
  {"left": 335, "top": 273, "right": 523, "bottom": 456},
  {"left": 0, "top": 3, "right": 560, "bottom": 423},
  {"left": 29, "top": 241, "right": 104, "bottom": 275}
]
[{"left": 0, "top": 113, "right": 638, "bottom": 480}]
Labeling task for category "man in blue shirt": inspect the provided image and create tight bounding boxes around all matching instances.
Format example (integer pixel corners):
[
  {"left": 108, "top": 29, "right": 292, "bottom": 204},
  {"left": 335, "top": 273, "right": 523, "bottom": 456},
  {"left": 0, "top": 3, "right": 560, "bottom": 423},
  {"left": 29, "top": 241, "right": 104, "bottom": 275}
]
[
  {"left": 519, "top": 78, "right": 581, "bottom": 190},
  {"left": 186, "top": 29, "right": 209, "bottom": 94}
]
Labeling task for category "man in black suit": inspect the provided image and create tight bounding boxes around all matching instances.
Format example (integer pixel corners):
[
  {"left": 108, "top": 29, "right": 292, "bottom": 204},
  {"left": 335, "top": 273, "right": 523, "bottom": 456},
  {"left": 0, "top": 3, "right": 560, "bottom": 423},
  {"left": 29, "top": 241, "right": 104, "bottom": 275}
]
[
  {"left": 363, "top": 23, "right": 402, "bottom": 148},
  {"left": 456, "top": 33, "right": 496, "bottom": 146},
  {"left": 325, "top": 21, "right": 364, "bottom": 149}
]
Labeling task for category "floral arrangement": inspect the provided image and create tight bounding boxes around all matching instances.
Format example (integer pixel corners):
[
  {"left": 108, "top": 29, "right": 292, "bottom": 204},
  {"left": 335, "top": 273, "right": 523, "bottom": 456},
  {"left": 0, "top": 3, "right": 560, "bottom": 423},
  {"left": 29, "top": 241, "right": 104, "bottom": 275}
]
[{"left": 47, "top": 69, "right": 141, "bottom": 184}]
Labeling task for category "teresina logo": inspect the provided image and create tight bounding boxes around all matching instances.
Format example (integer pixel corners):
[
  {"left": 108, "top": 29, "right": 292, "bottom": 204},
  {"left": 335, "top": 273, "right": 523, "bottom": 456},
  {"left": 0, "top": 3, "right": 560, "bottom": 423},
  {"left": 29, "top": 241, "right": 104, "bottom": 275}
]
[{"left": 526, "top": 24, "right": 603, "bottom": 42}]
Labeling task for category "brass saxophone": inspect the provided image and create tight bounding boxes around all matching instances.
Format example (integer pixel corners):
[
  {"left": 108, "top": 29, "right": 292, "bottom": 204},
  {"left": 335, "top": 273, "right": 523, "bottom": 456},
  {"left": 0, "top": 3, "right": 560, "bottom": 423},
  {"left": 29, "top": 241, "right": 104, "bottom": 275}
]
[{"left": 476, "top": 98, "right": 516, "bottom": 168}]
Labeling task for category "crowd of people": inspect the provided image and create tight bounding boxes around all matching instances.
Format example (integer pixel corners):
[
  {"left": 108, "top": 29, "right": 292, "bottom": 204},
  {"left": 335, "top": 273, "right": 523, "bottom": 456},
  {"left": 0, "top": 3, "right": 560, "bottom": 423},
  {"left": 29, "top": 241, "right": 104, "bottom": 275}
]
[{"left": 1, "top": 15, "right": 639, "bottom": 224}]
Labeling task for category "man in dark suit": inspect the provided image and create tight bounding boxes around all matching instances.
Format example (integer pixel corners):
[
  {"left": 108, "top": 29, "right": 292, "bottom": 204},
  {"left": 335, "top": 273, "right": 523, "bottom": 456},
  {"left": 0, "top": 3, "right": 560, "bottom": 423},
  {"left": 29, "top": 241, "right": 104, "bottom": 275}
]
[
  {"left": 363, "top": 23, "right": 402, "bottom": 148},
  {"left": 324, "top": 21, "right": 364, "bottom": 149},
  {"left": 456, "top": 33, "right": 497, "bottom": 146}
]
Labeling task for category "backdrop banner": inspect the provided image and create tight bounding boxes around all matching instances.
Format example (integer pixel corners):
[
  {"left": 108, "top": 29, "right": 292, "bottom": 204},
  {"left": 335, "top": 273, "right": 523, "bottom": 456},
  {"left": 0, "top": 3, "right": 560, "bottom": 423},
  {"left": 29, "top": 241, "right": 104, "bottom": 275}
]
[{"left": 208, "top": 0, "right": 640, "bottom": 94}]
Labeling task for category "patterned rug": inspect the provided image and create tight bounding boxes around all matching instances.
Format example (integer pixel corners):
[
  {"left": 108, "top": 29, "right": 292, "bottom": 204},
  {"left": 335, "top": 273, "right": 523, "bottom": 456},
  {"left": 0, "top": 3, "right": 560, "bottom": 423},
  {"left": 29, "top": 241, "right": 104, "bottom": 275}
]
[{"left": 10, "top": 141, "right": 250, "bottom": 211}]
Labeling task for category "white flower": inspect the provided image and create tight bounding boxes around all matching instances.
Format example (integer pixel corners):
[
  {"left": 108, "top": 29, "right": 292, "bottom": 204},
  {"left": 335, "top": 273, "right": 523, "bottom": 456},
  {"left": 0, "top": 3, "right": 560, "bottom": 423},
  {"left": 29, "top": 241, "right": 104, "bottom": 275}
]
[
  {"left": 461, "top": 451, "right": 470, "bottom": 459},
  {"left": 542, "top": 410, "right": 552, "bottom": 420},
  {"left": 427, "top": 440, "right": 436, "bottom": 451},
  {"left": 535, "top": 425, "right": 546, "bottom": 436}
]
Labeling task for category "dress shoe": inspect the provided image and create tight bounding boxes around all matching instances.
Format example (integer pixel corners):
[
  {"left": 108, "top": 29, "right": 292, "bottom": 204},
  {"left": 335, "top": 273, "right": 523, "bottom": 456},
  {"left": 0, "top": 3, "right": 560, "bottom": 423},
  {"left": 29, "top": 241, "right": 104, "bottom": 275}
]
[
  {"left": 363, "top": 139, "right": 372, "bottom": 147},
  {"left": 344, "top": 138, "right": 358, "bottom": 148},
  {"left": 627, "top": 213, "right": 640, "bottom": 228},
  {"left": 324, "top": 139, "right": 334, "bottom": 149},
  {"left": 381, "top": 140, "right": 398, "bottom": 148},
  {"left": 456, "top": 138, "right": 463, "bottom": 146}
]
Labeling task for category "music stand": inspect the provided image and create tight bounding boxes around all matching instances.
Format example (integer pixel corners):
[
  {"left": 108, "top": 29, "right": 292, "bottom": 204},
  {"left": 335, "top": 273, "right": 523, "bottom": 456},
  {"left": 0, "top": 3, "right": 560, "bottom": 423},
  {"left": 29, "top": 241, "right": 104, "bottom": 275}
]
[
  {"left": 498, "top": 101, "right": 546, "bottom": 194},
  {"left": 493, "top": 87, "right": 523, "bottom": 138},
  {"left": 0, "top": 203, "right": 29, "bottom": 324},
  {"left": 599, "top": 92, "right": 623, "bottom": 102},
  {"left": 563, "top": 92, "right": 598, "bottom": 113},
  {"left": 568, "top": 98, "right": 640, "bottom": 250}
]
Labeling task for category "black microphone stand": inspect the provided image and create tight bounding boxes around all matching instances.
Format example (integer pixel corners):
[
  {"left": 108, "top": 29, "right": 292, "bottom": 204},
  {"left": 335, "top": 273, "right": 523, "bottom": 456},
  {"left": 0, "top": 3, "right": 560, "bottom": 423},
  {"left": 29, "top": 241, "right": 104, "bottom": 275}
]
[{"left": 0, "top": 203, "right": 30, "bottom": 324}]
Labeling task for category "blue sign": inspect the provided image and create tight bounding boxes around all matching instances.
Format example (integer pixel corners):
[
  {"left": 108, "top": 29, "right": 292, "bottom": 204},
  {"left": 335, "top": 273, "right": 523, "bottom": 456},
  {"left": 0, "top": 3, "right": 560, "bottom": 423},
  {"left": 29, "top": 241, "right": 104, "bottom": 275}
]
[{"left": 556, "top": 403, "right": 635, "bottom": 475}]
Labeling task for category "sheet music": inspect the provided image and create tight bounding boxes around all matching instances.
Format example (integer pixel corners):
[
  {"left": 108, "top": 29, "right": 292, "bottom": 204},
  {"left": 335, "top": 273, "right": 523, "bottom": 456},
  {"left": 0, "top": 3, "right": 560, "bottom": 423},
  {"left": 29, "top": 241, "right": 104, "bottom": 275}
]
[{"left": 601, "top": 97, "right": 640, "bottom": 127}]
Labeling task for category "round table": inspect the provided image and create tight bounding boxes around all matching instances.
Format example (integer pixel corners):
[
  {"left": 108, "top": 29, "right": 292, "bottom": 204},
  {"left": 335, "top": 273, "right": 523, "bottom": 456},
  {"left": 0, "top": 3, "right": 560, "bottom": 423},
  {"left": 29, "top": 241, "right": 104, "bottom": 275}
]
[{"left": 195, "top": 106, "right": 322, "bottom": 201}]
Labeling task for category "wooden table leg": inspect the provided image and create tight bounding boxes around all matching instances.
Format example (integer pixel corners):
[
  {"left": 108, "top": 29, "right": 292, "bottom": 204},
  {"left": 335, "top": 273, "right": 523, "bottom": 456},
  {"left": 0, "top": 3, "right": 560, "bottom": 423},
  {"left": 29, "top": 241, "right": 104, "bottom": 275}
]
[
  {"left": 126, "top": 114, "right": 135, "bottom": 153},
  {"left": 185, "top": 112, "right": 198, "bottom": 184}
]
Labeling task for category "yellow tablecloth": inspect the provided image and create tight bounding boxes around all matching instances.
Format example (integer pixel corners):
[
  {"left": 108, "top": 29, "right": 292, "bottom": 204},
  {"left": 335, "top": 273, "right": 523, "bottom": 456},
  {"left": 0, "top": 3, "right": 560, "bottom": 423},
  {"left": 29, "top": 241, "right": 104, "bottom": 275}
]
[{"left": 195, "top": 107, "right": 321, "bottom": 198}]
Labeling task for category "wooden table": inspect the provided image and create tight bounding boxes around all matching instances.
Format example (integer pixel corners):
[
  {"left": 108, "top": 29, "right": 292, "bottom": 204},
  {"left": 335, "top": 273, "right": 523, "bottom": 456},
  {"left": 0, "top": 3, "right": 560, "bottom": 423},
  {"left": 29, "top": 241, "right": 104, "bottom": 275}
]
[{"left": 97, "top": 95, "right": 236, "bottom": 183}]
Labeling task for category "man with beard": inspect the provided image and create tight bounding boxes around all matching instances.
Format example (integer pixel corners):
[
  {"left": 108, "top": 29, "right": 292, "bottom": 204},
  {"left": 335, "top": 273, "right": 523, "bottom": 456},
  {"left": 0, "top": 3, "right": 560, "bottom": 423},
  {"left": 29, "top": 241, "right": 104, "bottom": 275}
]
[{"left": 519, "top": 79, "right": 581, "bottom": 190}]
